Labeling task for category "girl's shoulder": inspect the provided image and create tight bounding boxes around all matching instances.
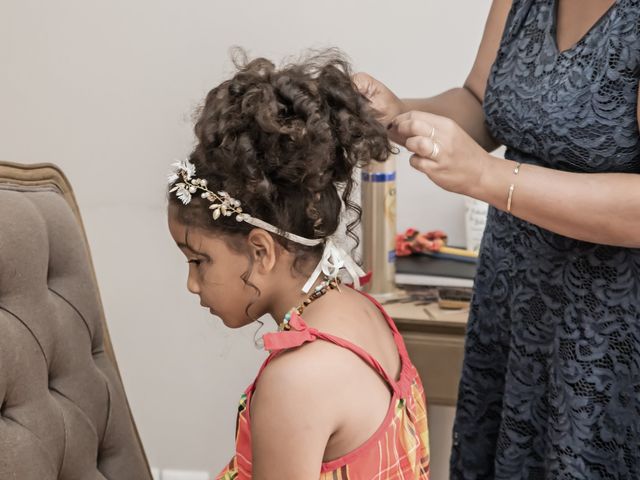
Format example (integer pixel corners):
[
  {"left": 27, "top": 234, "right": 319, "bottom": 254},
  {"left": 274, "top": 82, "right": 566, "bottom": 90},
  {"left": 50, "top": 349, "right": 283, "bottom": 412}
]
[
  {"left": 255, "top": 329, "right": 362, "bottom": 404},
  {"left": 247, "top": 338, "right": 351, "bottom": 472}
]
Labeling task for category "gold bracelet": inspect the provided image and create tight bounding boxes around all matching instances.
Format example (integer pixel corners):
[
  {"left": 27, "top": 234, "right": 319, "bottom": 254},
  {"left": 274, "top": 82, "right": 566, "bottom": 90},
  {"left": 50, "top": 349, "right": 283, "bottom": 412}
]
[
  {"left": 507, "top": 162, "right": 522, "bottom": 213},
  {"left": 513, "top": 162, "right": 521, "bottom": 175},
  {"left": 507, "top": 183, "right": 516, "bottom": 212}
]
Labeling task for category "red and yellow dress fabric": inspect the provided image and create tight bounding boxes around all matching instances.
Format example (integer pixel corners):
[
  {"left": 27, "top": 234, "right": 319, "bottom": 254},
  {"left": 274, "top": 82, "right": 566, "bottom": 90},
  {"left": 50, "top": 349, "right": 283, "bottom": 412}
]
[{"left": 216, "top": 291, "right": 430, "bottom": 480}]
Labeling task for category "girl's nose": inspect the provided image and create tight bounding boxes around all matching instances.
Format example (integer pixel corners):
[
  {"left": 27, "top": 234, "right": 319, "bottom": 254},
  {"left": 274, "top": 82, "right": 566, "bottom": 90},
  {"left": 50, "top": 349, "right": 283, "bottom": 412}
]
[{"left": 187, "top": 274, "right": 200, "bottom": 295}]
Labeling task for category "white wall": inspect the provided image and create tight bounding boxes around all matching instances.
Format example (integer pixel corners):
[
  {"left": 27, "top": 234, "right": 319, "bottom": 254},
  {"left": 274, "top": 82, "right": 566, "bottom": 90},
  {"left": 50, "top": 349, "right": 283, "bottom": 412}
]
[{"left": 0, "top": 1, "right": 491, "bottom": 478}]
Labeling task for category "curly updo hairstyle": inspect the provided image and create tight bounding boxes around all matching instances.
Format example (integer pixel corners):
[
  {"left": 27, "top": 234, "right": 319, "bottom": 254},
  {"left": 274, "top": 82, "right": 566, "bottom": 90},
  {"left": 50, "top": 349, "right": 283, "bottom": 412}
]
[{"left": 170, "top": 48, "right": 392, "bottom": 272}]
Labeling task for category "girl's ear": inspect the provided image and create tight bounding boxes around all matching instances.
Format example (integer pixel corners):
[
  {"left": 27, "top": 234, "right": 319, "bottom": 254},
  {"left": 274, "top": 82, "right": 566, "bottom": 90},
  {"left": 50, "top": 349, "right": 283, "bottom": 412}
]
[{"left": 246, "top": 228, "right": 278, "bottom": 274}]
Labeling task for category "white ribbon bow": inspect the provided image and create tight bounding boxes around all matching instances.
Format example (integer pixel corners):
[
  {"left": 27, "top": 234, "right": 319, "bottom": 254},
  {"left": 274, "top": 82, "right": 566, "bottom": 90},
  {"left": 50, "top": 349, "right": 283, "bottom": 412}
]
[{"left": 301, "top": 239, "right": 366, "bottom": 294}]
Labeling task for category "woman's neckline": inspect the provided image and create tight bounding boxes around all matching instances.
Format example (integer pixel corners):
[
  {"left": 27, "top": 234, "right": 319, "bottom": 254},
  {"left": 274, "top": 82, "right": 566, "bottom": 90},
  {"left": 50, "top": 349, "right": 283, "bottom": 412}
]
[{"left": 550, "top": 0, "right": 618, "bottom": 56}]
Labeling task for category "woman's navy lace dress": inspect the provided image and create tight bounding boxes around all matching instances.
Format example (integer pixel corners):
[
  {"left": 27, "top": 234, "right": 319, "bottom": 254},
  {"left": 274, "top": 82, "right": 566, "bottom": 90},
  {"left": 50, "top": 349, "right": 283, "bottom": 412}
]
[{"left": 450, "top": 1, "right": 640, "bottom": 478}]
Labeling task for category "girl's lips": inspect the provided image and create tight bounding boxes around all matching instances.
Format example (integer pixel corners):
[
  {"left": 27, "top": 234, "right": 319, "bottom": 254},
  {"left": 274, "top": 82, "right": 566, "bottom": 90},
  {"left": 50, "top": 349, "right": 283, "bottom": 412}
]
[
  {"left": 199, "top": 301, "right": 216, "bottom": 314},
  {"left": 200, "top": 302, "right": 215, "bottom": 313}
]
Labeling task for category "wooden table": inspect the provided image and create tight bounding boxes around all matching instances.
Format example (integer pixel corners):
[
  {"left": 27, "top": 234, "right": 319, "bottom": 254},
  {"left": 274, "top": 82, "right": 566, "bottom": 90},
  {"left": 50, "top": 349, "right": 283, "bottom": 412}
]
[{"left": 384, "top": 300, "right": 469, "bottom": 406}]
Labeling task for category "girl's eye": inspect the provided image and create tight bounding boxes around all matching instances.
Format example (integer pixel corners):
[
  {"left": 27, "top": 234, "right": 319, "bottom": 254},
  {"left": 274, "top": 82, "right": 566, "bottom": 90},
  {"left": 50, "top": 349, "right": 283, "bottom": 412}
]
[{"left": 187, "top": 259, "right": 201, "bottom": 266}]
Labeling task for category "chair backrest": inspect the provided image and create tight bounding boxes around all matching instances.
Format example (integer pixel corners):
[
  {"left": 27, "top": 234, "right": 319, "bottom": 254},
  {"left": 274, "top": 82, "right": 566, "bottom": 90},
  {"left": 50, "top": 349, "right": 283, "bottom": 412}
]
[{"left": 0, "top": 161, "right": 151, "bottom": 479}]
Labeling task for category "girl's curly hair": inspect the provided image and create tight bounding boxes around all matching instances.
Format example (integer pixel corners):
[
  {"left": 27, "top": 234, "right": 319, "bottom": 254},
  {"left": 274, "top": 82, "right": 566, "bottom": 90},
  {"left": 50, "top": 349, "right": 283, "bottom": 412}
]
[{"left": 170, "top": 48, "right": 392, "bottom": 268}]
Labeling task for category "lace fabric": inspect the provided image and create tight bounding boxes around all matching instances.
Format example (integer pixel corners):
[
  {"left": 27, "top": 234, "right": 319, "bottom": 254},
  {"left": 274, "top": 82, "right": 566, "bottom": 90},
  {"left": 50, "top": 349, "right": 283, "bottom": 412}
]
[{"left": 450, "top": 1, "right": 640, "bottom": 478}]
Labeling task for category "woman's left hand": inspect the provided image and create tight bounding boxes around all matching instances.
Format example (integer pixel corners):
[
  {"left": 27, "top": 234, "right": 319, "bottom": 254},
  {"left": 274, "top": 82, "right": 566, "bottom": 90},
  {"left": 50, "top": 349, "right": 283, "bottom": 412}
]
[{"left": 389, "top": 110, "right": 492, "bottom": 197}]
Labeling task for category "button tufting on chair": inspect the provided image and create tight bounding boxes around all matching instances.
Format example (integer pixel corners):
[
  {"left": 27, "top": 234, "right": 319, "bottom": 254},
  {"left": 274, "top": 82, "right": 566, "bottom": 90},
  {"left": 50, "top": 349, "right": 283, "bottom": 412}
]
[{"left": 0, "top": 161, "right": 152, "bottom": 480}]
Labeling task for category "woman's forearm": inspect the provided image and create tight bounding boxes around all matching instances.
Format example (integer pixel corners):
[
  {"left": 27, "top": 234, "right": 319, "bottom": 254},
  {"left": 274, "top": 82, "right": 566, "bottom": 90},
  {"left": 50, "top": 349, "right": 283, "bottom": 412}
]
[
  {"left": 474, "top": 155, "right": 640, "bottom": 248},
  {"left": 402, "top": 87, "right": 501, "bottom": 152}
]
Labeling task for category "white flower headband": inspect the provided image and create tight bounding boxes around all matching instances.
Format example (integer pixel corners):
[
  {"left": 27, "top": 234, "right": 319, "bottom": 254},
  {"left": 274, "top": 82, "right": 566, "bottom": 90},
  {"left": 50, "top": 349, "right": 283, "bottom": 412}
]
[{"left": 168, "top": 159, "right": 366, "bottom": 293}]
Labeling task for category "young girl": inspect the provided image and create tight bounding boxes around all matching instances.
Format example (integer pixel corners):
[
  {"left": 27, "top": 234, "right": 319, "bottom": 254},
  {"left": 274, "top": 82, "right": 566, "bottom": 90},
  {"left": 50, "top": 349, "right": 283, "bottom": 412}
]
[{"left": 167, "top": 51, "right": 430, "bottom": 480}]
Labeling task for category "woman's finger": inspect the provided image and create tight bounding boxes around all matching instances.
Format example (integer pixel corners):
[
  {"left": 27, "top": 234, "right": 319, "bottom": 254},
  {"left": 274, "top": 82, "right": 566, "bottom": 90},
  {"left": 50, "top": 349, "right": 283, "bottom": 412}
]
[
  {"left": 392, "top": 109, "right": 447, "bottom": 128},
  {"left": 392, "top": 118, "right": 436, "bottom": 141},
  {"left": 409, "top": 154, "right": 438, "bottom": 175},
  {"left": 352, "top": 72, "right": 373, "bottom": 98},
  {"left": 405, "top": 135, "right": 440, "bottom": 159}
]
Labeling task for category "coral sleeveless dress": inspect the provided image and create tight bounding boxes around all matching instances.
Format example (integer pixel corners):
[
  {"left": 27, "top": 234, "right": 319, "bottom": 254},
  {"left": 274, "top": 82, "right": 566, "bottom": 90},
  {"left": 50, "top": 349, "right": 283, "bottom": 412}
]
[{"left": 216, "top": 291, "right": 430, "bottom": 479}]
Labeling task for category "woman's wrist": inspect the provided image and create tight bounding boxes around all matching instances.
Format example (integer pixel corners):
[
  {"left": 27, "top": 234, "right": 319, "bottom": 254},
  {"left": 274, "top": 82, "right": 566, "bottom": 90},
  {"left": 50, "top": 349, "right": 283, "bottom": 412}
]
[
  {"left": 402, "top": 98, "right": 432, "bottom": 116},
  {"left": 470, "top": 155, "right": 523, "bottom": 211},
  {"left": 464, "top": 151, "right": 492, "bottom": 200},
  {"left": 399, "top": 99, "right": 411, "bottom": 115}
]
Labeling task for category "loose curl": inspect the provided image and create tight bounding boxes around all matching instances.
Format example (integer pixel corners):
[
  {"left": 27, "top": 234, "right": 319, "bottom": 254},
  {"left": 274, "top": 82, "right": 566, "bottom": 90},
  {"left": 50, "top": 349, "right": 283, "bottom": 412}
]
[{"left": 170, "top": 48, "right": 392, "bottom": 315}]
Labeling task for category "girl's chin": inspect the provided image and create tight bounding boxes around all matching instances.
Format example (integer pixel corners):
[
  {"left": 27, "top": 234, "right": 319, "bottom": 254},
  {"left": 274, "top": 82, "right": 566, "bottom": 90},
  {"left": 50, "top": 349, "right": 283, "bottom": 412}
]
[{"left": 217, "top": 313, "right": 248, "bottom": 329}]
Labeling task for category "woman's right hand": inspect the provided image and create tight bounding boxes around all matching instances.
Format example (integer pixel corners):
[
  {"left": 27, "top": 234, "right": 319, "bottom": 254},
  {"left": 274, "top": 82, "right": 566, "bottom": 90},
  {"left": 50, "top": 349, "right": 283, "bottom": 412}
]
[{"left": 353, "top": 73, "right": 405, "bottom": 129}]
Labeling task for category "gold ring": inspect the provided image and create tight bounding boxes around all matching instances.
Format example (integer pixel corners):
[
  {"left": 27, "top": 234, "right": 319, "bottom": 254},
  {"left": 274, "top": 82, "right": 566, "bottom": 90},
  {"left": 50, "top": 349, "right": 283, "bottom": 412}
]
[{"left": 431, "top": 141, "right": 440, "bottom": 159}]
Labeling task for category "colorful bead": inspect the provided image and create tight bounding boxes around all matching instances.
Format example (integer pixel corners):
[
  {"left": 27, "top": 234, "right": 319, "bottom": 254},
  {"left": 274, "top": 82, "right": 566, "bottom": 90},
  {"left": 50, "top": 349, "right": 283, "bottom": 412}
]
[{"left": 280, "top": 277, "right": 341, "bottom": 328}]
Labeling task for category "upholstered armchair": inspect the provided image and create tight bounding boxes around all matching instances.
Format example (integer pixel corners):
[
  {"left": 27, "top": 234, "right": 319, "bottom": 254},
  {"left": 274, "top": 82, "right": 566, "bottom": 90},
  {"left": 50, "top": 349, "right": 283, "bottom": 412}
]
[{"left": 0, "top": 161, "right": 151, "bottom": 479}]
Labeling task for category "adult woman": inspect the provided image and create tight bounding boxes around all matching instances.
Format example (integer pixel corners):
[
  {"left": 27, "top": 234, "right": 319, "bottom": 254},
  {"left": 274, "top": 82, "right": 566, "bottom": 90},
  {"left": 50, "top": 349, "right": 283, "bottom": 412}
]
[{"left": 356, "top": 0, "right": 640, "bottom": 478}]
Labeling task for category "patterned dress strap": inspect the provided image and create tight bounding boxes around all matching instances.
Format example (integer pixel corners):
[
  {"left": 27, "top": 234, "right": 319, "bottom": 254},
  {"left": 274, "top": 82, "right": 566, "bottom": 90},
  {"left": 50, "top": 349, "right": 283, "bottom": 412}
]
[
  {"left": 262, "top": 313, "right": 316, "bottom": 352},
  {"left": 313, "top": 329, "right": 399, "bottom": 393},
  {"left": 263, "top": 311, "right": 400, "bottom": 394}
]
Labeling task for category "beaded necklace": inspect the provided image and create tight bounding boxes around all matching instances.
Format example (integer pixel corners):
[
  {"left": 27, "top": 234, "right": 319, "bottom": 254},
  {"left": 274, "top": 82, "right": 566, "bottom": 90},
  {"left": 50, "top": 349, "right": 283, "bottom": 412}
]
[{"left": 280, "top": 276, "right": 341, "bottom": 331}]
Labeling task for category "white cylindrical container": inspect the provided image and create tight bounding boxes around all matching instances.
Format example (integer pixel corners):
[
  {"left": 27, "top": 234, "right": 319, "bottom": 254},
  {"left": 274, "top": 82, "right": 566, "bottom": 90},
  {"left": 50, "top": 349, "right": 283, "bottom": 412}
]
[
  {"left": 361, "top": 155, "right": 397, "bottom": 298},
  {"left": 465, "top": 197, "right": 489, "bottom": 252}
]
